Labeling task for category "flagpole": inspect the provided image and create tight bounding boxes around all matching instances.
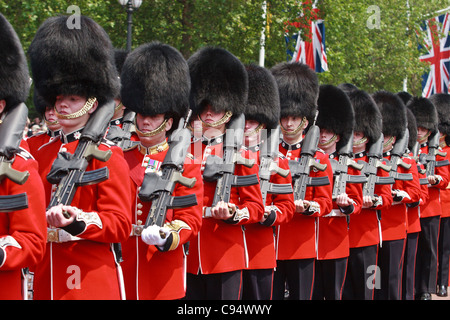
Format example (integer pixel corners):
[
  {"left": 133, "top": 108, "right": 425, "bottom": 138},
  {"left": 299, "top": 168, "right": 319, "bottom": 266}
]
[{"left": 259, "top": 0, "right": 267, "bottom": 67}]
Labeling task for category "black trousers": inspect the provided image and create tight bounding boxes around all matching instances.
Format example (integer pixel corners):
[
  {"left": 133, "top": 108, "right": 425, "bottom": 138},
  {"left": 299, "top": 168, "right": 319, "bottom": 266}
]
[
  {"left": 242, "top": 269, "right": 274, "bottom": 300},
  {"left": 402, "top": 232, "right": 419, "bottom": 300},
  {"left": 313, "top": 257, "right": 348, "bottom": 300},
  {"left": 272, "top": 258, "right": 315, "bottom": 300},
  {"left": 343, "top": 245, "right": 378, "bottom": 300},
  {"left": 415, "top": 216, "right": 440, "bottom": 295},
  {"left": 375, "top": 238, "right": 406, "bottom": 300},
  {"left": 438, "top": 217, "right": 450, "bottom": 288},
  {"left": 186, "top": 270, "right": 243, "bottom": 300}
]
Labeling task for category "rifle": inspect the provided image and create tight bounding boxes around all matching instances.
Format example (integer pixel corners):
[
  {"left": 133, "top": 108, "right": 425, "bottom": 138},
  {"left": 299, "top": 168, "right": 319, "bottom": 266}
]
[
  {"left": 258, "top": 126, "right": 292, "bottom": 204},
  {"left": 203, "top": 113, "right": 259, "bottom": 208},
  {"left": 384, "top": 129, "right": 413, "bottom": 181},
  {"left": 330, "top": 132, "right": 366, "bottom": 201},
  {"left": 47, "top": 100, "right": 115, "bottom": 213},
  {"left": 139, "top": 114, "right": 198, "bottom": 228},
  {"left": 106, "top": 108, "right": 138, "bottom": 150},
  {"left": 289, "top": 113, "right": 330, "bottom": 202},
  {"left": 412, "top": 141, "right": 429, "bottom": 185},
  {"left": 358, "top": 134, "right": 395, "bottom": 200},
  {"left": 418, "top": 130, "right": 450, "bottom": 177},
  {"left": 0, "top": 103, "right": 30, "bottom": 212}
]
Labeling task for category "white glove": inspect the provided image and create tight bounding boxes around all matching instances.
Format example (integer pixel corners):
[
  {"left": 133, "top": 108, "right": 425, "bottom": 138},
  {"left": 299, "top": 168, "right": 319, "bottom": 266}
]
[{"left": 141, "top": 225, "right": 171, "bottom": 247}]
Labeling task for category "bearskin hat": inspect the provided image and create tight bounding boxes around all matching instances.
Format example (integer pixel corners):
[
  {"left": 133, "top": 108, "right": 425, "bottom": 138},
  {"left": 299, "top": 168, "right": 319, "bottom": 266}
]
[
  {"left": 317, "top": 84, "right": 354, "bottom": 150},
  {"left": 338, "top": 83, "right": 359, "bottom": 94},
  {"left": 114, "top": 49, "right": 129, "bottom": 75},
  {"left": 0, "top": 14, "right": 30, "bottom": 110},
  {"left": 28, "top": 15, "right": 119, "bottom": 106},
  {"left": 33, "top": 89, "right": 50, "bottom": 115},
  {"left": 346, "top": 89, "right": 382, "bottom": 146},
  {"left": 396, "top": 91, "right": 412, "bottom": 105},
  {"left": 120, "top": 42, "right": 190, "bottom": 122},
  {"left": 429, "top": 93, "right": 450, "bottom": 139},
  {"left": 406, "top": 108, "right": 418, "bottom": 150},
  {"left": 244, "top": 64, "right": 280, "bottom": 130},
  {"left": 372, "top": 91, "right": 407, "bottom": 139},
  {"left": 188, "top": 46, "right": 248, "bottom": 118},
  {"left": 406, "top": 96, "right": 438, "bottom": 134},
  {"left": 270, "top": 62, "right": 318, "bottom": 123}
]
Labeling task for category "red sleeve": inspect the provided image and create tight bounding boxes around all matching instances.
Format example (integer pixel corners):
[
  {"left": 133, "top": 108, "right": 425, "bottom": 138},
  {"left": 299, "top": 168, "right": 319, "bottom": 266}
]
[
  {"left": 265, "top": 157, "right": 295, "bottom": 225},
  {"left": 0, "top": 150, "right": 47, "bottom": 270}
]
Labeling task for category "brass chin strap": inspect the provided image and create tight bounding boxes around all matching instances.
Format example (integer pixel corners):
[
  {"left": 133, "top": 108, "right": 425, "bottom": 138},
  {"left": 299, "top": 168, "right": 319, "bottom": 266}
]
[
  {"left": 418, "top": 130, "right": 431, "bottom": 144},
  {"left": 135, "top": 118, "right": 168, "bottom": 137},
  {"left": 114, "top": 101, "right": 123, "bottom": 112},
  {"left": 244, "top": 123, "right": 264, "bottom": 137},
  {"left": 198, "top": 111, "right": 233, "bottom": 128},
  {"left": 279, "top": 117, "right": 307, "bottom": 136},
  {"left": 318, "top": 134, "right": 338, "bottom": 148},
  {"left": 353, "top": 136, "right": 368, "bottom": 146},
  {"left": 45, "top": 119, "right": 59, "bottom": 126},
  {"left": 383, "top": 136, "right": 395, "bottom": 149},
  {"left": 54, "top": 97, "right": 97, "bottom": 120}
]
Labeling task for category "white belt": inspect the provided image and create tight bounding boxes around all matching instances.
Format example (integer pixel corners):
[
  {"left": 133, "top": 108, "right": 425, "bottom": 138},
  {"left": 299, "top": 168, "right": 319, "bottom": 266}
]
[
  {"left": 47, "top": 228, "right": 82, "bottom": 243},
  {"left": 203, "top": 207, "right": 212, "bottom": 218},
  {"left": 323, "top": 209, "right": 347, "bottom": 218}
]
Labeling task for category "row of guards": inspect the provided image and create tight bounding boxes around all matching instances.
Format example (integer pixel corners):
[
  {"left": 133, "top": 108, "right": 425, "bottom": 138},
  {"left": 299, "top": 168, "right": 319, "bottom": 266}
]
[{"left": 1, "top": 12, "right": 450, "bottom": 301}]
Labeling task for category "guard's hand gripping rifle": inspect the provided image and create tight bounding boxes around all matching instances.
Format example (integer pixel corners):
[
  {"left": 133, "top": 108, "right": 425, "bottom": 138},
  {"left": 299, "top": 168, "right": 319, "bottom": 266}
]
[
  {"left": 203, "top": 113, "right": 259, "bottom": 207},
  {"left": 330, "top": 132, "right": 366, "bottom": 201},
  {"left": 47, "top": 100, "right": 115, "bottom": 212},
  {"left": 384, "top": 129, "right": 413, "bottom": 181},
  {"left": 258, "top": 126, "right": 292, "bottom": 204},
  {"left": 412, "top": 141, "right": 429, "bottom": 185},
  {"left": 139, "top": 114, "right": 198, "bottom": 228},
  {"left": 418, "top": 130, "right": 450, "bottom": 178},
  {"left": 106, "top": 109, "right": 138, "bottom": 150},
  {"left": 0, "top": 103, "right": 30, "bottom": 212},
  {"left": 289, "top": 114, "right": 330, "bottom": 202},
  {"left": 358, "top": 134, "right": 395, "bottom": 200}
]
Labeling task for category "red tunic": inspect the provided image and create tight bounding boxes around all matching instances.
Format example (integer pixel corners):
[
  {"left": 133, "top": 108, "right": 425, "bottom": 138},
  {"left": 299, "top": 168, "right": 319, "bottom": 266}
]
[
  {"left": 406, "top": 155, "right": 428, "bottom": 234},
  {"left": 379, "top": 154, "right": 421, "bottom": 241},
  {"left": 242, "top": 146, "right": 295, "bottom": 270},
  {"left": 0, "top": 142, "right": 47, "bottom": 300},
  {"left": 121, "top": 143, "right": 203, "bottom": 300},
  {"left": 347, "top": 152, "right": 393, "bottom": 248},
  {"left": 186, "top": 136, "right": 265, "bottom": 275},
  {"left": 438, "top": 144, "right": 450, "bottom": 218},
  {"left": 417, "top": 143, "right": 450, "bottom": 218},
  {"left": 276, "top": 140, "right": 333, "bottom": 260},
  {"left": 33, "top": 132, "right": 132, "bottom": 300},
  {"left": 26, "top": 130, "right": 59, "bottom": 158},
  {"left": 316, "top": 152, "right": 363, "bottom": 260}
]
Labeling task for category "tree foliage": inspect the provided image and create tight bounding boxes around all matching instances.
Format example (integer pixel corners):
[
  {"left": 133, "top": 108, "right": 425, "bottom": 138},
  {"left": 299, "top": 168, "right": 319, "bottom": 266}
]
[{"left": 0, "top": 0, "right": 448, "bottom": 117}]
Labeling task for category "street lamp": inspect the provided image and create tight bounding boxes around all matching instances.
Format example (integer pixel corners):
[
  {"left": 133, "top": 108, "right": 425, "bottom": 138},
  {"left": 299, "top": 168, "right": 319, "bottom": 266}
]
[{"left": 118, "top": 0, "right": 143, "bottom": 52}]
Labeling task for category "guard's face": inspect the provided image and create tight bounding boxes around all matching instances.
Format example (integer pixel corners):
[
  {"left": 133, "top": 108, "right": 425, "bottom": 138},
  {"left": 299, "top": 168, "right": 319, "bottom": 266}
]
[
  {"left": 44, "top": 106, "right": 60, "bottom": 131},
  {"left": 417, "top": 127, "right": 430, "bottom": 142},
  {"left": 135, "top": 113, "right": 172, "bottom": 147},
  {"left": 54, "top": 95, "right": 97, "bottom": 133},
  {"left": 244, "top": 119, "right": 262, "bottom": 146},
  {"left": 280, "top": 116, "right": 304, "bottom": 132}
]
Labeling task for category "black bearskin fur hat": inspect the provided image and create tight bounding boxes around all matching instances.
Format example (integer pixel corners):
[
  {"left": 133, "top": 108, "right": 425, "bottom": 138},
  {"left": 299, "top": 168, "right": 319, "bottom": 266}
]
[
  {"left": 0, "top": 14, "right": 30, "bottom": 110},
  {"left": 244, "top": 64, "right": 280, "bottom": 130},
  {"left": 372, "top": 91, "right": 407, "bottom": 139},
  {"left": 28, "top": 15, "right": 119, "bottom": 106},
  {"left": 188, "top": 46, "right": 248, "bottom": 118},
  {"left": 317, "top": 84, "right": 354, "bottom": 150},
  {"left": 429, "top": 94, "right": 450, "bottom": 142},
  {"left": 406, "top": 108, "right": 418, "bottom": 150},
  {"left": 120, "top": 42, "right": 190, "bottom": 122},
  {"left": 406, "top": 96, "right": 438, "bottom": 134},
  {"left": 346, "top": 89, "right": 382, "bottom": 146},
  {"left": 270, "top": 62, "right": 319, "bottom": 123}
]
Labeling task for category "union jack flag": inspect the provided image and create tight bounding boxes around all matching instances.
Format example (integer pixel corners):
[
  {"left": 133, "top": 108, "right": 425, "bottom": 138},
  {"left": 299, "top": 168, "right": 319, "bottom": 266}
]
[
  {"left": 285, "top": 5, "right": 328, "bottom": 73},
  {"left": 419, "top": 12, "right": 450, "bottom": 97}
]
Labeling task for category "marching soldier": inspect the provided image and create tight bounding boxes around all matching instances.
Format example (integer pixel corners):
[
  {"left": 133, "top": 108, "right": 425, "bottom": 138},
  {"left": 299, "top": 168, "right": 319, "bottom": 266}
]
[
  {"left": 313, "top": 84, "right": 363, "bottom": 300},
  {"left": 270, "top": 62, "right": 333, "bottom": 300},
  {"left": 0, "top": 13, "right": 47, "bottom": 300},
  {"left": 372, "top": 91, "right": 421, "bottom": 300},
  {"left": 402, "top": 106, "right": 429, "bottom": 300},
  {"left": 342, "top": 89, "right": 393, "bottom": 300},
  {"left": 430, "top": 93, "right": 450, "bottom": 297},
  {"left": 185, "top": 47, "right": 264, "bottom": 300},
  {"left": 119, "top": 42, "right": 203, "bottom": 300},
  {"left": 26, "top": 90, "right": 61, "bottom": 157},
  {"left": 407, "top": 96, "right": 450, "bottom": 300},
  {"left": 241, "top": 64, "right": 295, "bottom": 300},
  {"left": 28, "top": 15, "right": 132, "bottom": 300}
]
